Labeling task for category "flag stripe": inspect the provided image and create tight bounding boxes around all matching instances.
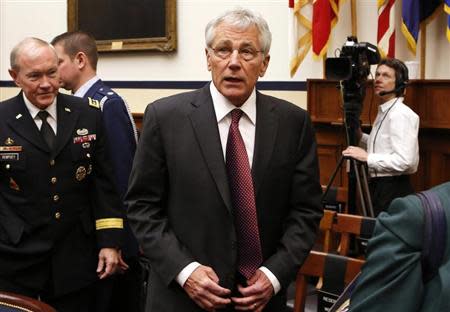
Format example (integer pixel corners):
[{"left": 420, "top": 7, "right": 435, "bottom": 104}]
[
  {"left": 378, "top": 0, "right": 396, "bottom": 58},
  {"left": 312, "top": 0, "right": 340, "bottom": 58},
  {"left": 289, "top": 0, "right": 313, "bottom": 76}
]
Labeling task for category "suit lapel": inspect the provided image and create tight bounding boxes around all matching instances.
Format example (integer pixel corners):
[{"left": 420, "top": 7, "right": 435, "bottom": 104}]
[
  {"left": 252, "top": 92, "right": 278, "bottom": 196},
  {"left": 188, "top": 85, "right": 232, "bottom": 212},
  {"left": 6, "top": 94, "right": 50, "bottom": 153},
  {"left": 53, "top": 94, "right": 79, "bottom": 157}
]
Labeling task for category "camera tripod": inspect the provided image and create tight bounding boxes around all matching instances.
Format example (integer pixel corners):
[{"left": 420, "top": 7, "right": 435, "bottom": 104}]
[
  {"left": 322, "top": 154, "right": 374, "bottom": 217},
  {"left": 322, "top": 91, "right": 375, "bottom": 217}
]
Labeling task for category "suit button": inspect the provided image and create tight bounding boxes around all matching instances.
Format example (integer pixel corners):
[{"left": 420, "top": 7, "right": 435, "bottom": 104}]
[
  {"left": 5, "top": 164, "right": 10, "bottom": 170},
  {"left": 55, "top": 212, "right": 61, "bottom": 219},
  {"left": 49, "top": 159, "right": 55, "bottom": 166},
  {"left": 231, "top": 241, "right": 237, "bottom": 250},
  {"left": 53, "top": 195, "right": 59, "bottom": 202},
  {"left": 51, "top": 177, "right": 57, "bottom": 184}
]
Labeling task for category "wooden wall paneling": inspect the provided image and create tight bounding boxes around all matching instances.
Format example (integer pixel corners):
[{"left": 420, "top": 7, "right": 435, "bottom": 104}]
[
  {"left": 315, "top": 124, "right": 347, "bottom": 188},
  {"left": 133, "top": 113, "right": 144, "bottom": 130},
  {"left": 413, "top": 81, "right": 450, "bottom": 129},
  {"left": 307, "top": 80, "right": 344, "bottom": 123},
  {"left": 419, "top": 130, "right": 450, "bottom": 186}
]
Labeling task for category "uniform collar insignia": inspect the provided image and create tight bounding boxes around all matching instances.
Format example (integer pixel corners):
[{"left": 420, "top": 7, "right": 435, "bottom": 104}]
[
  {"left": 5, "top": 138, "right": 14, "bottom": 145},
  {"left": 15, "top": 114, "right": 22, "bottom": 119}
]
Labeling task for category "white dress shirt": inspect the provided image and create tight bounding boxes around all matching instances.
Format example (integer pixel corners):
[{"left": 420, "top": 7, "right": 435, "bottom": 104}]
[
  {"left": 23, "top": 93, "right": 57, "bottom": 134},
  {"left": 360, "top": 97, "right": 419, "bottom": 177},
  {"left": 175, "top": 83, "right": 281, "bottom": 294},
  {"left": 74, "top": 75, "right": 99, "bottom": 98}
]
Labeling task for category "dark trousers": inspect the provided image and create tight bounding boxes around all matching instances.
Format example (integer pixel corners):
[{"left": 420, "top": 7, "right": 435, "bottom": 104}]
[
  {"left": 94, "top": 256, "right": 145, "bottom": 312},
  {"left": 369, "top": 175, "right": 414, "bottom": 216},
  {"left": 0, "top": 277, "right": 94, "bottom": 312}
]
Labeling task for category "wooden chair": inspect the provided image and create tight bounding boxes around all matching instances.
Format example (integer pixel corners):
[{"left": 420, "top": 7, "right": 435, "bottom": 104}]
[
  {"left": 293, "top": 251, "right": 365, "bottom": 312},
  {"left": 332, "top": 213, "right": 376, "bottom": 256},
  {"left": 0, "top": 292, "right": 56, "bottom": 312},
  {"left": 319, "top": 209, "right": 336, "bottom": 253}
]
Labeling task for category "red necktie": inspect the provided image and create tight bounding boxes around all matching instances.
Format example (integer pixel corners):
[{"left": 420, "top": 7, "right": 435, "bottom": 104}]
[{"left": 226, "top": 109, "right": 263, "bottom": 279}]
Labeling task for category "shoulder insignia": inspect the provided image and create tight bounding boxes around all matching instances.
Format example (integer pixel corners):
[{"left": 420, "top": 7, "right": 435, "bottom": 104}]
[{"left": 88, "top": 97, "right": 100, "bottom": 109}]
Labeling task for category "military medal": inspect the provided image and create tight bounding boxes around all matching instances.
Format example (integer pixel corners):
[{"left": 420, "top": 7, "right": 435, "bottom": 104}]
[
  {"left": 9, "top": 178, "right": 20, "bottom": 191},
  {"left": 76, "top": 128, "right": 89, "bottom": 136},
  {"left": 0, "top": 146, "right": 22, "bottom": 152},
  {"left": 73, "top": 134, "right": 96, "bottom": 144},
  {"left": 87, "top": 164, "right": 93, "bottom": 175},
  {"left": 75, "top": 166, "right": 87, "bottom": 181}
]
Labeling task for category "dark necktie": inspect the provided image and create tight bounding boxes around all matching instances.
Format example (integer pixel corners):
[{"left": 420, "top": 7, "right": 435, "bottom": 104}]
[
  {"left": 37, "top": 111, "right": 55, "bottom": 149},
  {"left": 226, "top": 109, "right": 263, "bottom": 279}
]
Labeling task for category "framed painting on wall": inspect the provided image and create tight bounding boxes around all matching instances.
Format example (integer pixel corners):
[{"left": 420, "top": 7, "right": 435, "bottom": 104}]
[{"left": 67, "top": 0, "right": 176, "bottom": 52}]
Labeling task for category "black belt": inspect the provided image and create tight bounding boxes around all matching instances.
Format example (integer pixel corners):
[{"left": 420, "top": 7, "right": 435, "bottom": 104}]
[{"left": 370, "top": 175, "right": 410, "bottom": 182}]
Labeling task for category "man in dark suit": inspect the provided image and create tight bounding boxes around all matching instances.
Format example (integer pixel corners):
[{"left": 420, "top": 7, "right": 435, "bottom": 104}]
[
  {"left": 51, "top": 31, "right": 142, "bottom": 312},
  {"left": 126, "top": 8, "right": 323, "bottom": 312},
  {"left": 0, "top": 37, "right": 124, "bottom": 312}
]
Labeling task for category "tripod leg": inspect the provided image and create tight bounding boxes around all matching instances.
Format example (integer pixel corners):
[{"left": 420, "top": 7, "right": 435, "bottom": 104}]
[
  {"left": 352, "top": 160, "right": 368, "bottom": 216},
  {"left": 360, "top": 165, "right": 374, "bottom": 217},
  {"left": 322, "top": 155, "right": 345, "bottom": 202}
]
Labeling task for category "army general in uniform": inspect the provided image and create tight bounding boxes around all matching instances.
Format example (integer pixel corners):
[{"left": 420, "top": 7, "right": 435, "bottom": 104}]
[{"left": 0, "top": 38, "right": 124, "bottom": 312}]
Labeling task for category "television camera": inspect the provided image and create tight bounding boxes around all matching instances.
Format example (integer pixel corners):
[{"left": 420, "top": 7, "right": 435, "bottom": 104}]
[{"left": 322, "top": 36, "right": 380, "bottom": 216}]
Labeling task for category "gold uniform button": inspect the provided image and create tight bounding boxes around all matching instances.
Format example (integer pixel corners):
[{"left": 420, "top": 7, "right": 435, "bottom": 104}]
[
  {"left": 50, "top": 159, "right": 55, "bottom": 166},
  {"left": 53, "top": 195, "right": 59, "bottom": 202},
  {"left": 55, "top": 212, "right": 61, "bottom": 219},
  {"left": 51, "top": 177, "right": 57, "bottom": 184}
]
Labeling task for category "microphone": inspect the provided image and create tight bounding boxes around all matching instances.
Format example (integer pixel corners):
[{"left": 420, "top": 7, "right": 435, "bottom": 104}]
[{"left": 378, "top": 83, "right": 407, "bottom": 96}]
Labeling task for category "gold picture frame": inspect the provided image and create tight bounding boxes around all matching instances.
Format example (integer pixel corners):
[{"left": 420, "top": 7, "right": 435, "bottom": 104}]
[{"left": 67, "top": 0, "right": 176, "bottom": 52}]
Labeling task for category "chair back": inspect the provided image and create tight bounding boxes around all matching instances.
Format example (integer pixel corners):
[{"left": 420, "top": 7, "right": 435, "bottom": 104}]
[
  {"left": 293, "top": 251, "right": 364, "bottom": 312},
  {"left": 319, "top": 209, "right": 336, "bottom": 253},
  {"left": 332, "top": 213, "right": 376, "bottom": 256}
]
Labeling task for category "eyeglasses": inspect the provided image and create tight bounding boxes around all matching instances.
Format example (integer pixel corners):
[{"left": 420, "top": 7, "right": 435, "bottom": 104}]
[{"left": 210, "top": 47, "right": 263, "bottom": 61}]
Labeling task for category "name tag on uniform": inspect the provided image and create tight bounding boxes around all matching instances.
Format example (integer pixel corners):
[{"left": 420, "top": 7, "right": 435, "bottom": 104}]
[
  {"left": 0, "top": 153, "right": 19, "bottom": 161},
  {"left": 73, "top": 134, "right": 96, "bottom": 144}
]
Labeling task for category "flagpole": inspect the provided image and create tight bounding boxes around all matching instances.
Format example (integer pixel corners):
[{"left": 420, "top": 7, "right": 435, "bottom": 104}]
[
  {"left": 351, "top": 0, "right": 357, "bottom": 36},
  {"left": 420, "top": 23, "right": 426, "bottom": 79}
]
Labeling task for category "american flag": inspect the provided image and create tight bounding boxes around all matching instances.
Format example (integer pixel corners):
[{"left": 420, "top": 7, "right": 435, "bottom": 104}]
[{"left": 377, "top": 0, "right": 396, "bottom": 58}]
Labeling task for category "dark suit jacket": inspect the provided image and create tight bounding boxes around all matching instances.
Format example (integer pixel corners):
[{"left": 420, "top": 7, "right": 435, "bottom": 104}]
[
  {"left": 126, "top": 84, "right": 323, "bottom": 311},
  {"left": 349, "top": 182, "right": 450, "bottom": 311},
  {"left": 85, "top": 79, "right": 139, "bottom": 257},
  {"left": 0, "top": 93, "right": 123, "bottom": 296}
]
